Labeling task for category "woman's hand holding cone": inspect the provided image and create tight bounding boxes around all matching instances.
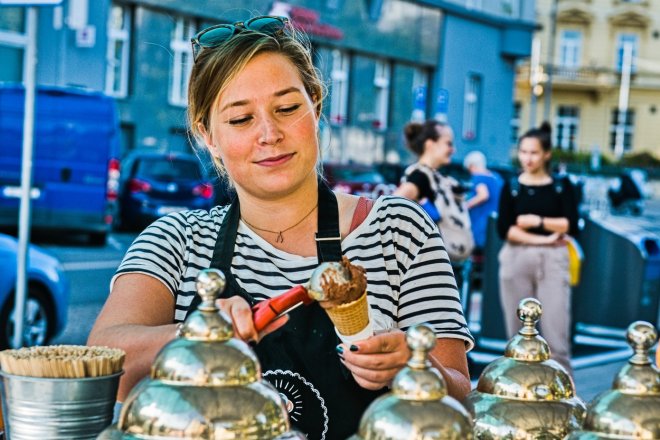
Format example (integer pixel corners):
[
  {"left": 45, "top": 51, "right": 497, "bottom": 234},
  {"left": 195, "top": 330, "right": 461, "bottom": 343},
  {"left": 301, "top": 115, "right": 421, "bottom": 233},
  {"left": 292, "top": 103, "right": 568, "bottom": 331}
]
[{"left": 336, "top": 329, "right": 410, "bottom": 390}]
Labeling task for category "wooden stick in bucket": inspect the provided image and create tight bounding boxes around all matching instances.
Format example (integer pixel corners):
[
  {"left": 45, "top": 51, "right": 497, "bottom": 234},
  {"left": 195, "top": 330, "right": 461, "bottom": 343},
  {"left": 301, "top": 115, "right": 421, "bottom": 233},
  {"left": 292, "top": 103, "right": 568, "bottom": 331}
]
[{"left": 0, "top": 345, "right": 125, "bottom": 378}]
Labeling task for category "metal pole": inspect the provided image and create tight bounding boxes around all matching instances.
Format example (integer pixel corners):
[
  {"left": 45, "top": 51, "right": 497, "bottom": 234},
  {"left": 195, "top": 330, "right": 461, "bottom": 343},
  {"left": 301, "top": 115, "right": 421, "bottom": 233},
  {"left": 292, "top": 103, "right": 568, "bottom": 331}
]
[
  {"left": 529, "top": 36, "right": 541, "bottom": 128},
  {"left": 543, "top": 0, "right": 558, "bottom": 122},
  {"left": 614, "top": 42, "right": 633, "bottom": 160},
  {"left": 13, "top": 6, "right": 38, "bottom": 349}
]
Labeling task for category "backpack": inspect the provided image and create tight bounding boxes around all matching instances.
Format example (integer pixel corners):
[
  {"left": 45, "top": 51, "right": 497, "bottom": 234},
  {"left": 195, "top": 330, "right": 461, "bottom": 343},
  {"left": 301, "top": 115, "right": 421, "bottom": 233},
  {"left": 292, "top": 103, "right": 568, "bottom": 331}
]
[{"left": 404, "top": 164, "right": 475, "bottom": 262}]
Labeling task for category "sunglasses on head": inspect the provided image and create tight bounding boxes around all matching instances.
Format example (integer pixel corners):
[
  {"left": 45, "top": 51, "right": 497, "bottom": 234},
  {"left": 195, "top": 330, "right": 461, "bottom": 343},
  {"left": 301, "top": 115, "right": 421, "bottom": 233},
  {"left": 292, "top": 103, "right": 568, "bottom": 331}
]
[{"left": 191, "top": 15, "right": 290, "bottom": 62}]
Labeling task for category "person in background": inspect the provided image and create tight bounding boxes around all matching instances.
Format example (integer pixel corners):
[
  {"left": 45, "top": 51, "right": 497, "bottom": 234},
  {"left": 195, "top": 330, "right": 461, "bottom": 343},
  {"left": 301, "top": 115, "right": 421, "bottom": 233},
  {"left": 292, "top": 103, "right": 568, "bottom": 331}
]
[
  {"left": 496, "top": 122, "right": 579, "bottom": 374},
  {"left": 464, "top": 151, "right": 504, "bottom": 254},
  {"left": 394, "top": 120, "right": 475, "bottom": 292},
  {"left": 88, "top": 17, "right": 472, "bottom": 440}
]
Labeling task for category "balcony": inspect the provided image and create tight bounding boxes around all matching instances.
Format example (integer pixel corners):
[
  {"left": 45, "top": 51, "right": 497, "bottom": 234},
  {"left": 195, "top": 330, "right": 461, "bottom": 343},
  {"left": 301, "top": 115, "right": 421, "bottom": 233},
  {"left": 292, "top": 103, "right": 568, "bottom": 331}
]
[{"left": 516, "top": 62, "right": 660, "bottom": 92}]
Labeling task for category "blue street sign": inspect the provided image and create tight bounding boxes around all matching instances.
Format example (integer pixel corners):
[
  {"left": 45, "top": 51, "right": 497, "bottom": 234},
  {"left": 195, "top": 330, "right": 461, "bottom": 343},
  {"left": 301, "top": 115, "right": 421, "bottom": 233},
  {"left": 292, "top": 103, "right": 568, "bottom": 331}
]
[
  {"left": 435, "top": 89, "right": 449, "bottom": 114},
  {"left": 413, "top": 86, "right": 427, "bottom": 111},
  {"left": 434, "top": 88, "right": 449, "bottom": 122},
  {"left": 411, "top": 85, "right": 427, "bottom": 121}
]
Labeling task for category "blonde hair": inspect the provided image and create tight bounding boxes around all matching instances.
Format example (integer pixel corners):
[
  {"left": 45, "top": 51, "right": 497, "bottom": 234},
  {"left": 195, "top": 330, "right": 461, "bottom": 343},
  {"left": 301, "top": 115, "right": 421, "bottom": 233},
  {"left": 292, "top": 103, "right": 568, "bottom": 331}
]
[{"left": 187, "top": 25, "right": 325, "bottom": 178}]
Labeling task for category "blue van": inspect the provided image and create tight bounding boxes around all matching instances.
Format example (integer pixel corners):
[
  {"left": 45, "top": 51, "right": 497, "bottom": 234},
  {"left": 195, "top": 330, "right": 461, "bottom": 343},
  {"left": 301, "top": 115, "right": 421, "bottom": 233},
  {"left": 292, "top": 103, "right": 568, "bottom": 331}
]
[{"left": 0, "top": 84, "right": 120, "bottom": 245}]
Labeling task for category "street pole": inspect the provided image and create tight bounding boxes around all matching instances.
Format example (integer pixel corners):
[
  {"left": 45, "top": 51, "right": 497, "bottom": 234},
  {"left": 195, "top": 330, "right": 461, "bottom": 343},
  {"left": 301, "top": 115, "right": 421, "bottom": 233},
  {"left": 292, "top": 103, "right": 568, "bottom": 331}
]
[
  {"left": 614, "top": 42, "right": 633, "bottom": 161},
  {"left": 529, "top": 36, "right": 541, "bottom": 128},
  {"left": 543, "top": 0, "right": 558, "bottom": 123},
  {"left": 13, "top": 6, "right": 37, "bottom": 349}
]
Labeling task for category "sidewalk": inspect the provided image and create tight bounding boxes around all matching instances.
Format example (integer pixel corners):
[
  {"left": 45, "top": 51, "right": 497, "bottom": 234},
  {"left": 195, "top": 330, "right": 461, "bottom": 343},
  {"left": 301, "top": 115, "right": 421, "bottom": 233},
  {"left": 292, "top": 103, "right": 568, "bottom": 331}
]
[{"left": 573, "top": 358, "right": 628, "bottom": 402}]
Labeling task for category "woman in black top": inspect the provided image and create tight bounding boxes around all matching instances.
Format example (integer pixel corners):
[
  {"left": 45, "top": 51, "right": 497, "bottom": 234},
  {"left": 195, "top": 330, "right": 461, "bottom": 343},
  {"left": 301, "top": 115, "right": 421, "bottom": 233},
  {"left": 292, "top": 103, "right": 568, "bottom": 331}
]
[{"left": 496, "top": 122, "right": 579, "bottom": 373}]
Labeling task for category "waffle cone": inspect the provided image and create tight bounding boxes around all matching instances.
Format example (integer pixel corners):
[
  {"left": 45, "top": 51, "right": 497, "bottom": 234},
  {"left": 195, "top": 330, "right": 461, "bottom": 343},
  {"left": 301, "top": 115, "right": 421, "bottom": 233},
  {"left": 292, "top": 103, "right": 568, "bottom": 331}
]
[{"left": 325, "top": 290, "right": 370, "bottom": 336}]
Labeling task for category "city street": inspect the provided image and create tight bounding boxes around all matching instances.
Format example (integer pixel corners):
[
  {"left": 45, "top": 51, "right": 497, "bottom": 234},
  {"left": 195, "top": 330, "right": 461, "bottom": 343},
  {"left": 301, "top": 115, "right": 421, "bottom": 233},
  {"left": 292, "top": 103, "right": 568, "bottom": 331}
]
[
  {"left": 35, "top": 194, "right": 660, "bottom": 402},
  {"left": 45, "top": 231, "right": 138, "bottom": 346}
]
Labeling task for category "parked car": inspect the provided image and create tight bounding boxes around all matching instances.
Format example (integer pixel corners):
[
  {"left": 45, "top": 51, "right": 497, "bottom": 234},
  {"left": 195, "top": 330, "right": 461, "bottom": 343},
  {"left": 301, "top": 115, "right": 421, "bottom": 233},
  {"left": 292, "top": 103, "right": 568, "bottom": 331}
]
[
  {"left": 117, "top": 152, "right": 215, "bottom": 229},
  {"left": 322, "top": 162, "right": 395, "bottom": 198},
  {"left": 0, "top": 233, "right": 69, "bottom": 349}
]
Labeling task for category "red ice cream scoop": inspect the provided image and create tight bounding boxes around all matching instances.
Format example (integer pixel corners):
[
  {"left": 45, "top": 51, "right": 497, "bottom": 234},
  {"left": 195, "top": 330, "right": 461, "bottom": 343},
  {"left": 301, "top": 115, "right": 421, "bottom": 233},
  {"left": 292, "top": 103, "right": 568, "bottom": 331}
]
[{"left": 252, "top": 262, "right": 351, "bottom": 333}]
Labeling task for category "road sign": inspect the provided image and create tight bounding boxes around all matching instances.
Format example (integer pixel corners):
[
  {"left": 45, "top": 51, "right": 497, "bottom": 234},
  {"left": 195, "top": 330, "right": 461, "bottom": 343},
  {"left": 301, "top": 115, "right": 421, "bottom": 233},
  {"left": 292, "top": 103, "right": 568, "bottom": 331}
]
[
  {"left": 411, "top": 85, "right": 427, "bottom": 122},
  {"left": 0, "top": 0, "right": 62, "bottom": 4},
  {"left": 434, "top": 88, "right": 449, "bottom": 122}
]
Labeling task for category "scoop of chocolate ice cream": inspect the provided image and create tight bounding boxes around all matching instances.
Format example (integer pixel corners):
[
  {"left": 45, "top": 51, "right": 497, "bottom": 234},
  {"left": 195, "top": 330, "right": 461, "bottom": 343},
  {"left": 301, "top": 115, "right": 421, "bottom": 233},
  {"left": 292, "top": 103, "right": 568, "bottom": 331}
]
[{"left": 318, "top": 257, "right": 367, "bottom": 309}]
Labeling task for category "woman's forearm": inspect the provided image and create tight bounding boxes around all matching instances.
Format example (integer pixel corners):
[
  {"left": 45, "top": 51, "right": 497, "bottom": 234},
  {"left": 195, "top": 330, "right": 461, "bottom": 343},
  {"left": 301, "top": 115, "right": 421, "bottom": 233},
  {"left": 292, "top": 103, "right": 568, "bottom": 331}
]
[
  {"left": 432, "top": 362, "right": 471, "bottom": 400},
  {"left": 88, "top": 323, "right": 177, "bottom": 401},
  {"left": 428, "top": 340, "right": 471, "bottom": 400},
  {"left": 540, "top": 216, "right": 569, "bottom": 234},
  {"left": 506, "top": 225, "right": 552, "bottom": 245}
]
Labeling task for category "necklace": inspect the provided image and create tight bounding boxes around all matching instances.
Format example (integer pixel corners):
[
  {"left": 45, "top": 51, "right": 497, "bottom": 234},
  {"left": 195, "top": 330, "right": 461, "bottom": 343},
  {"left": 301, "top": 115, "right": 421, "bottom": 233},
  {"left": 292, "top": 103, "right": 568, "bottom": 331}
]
[{"left": 241, "top": 203, "right": 318, "bottom": 243}]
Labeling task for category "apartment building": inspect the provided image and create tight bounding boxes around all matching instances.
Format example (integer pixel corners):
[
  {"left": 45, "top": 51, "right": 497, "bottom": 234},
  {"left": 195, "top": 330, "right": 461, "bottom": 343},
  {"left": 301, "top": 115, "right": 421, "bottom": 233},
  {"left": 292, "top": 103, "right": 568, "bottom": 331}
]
[{"left": 515, "top": 0, "right": 660, "bottom": 158}]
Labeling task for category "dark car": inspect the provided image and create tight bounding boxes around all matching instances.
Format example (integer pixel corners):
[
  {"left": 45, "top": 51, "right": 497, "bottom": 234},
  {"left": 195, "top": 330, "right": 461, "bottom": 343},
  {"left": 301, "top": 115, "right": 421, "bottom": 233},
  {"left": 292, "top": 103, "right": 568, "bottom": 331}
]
[
  {"left": 322, "top": 162, "right": 395, "bottom": 198},
  {"left": 0, "top": 233, "right": 69, "bottom": 348},
  {"left": 117, "top": 152, "right": 215, "bottom": 229}
]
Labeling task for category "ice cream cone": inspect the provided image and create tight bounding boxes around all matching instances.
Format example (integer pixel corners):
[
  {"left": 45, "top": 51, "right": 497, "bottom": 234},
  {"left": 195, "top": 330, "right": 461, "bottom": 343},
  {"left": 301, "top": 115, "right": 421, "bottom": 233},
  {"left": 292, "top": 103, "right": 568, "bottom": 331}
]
[{"left": 325, "top": 290, "right": 372, "bottom": 342}]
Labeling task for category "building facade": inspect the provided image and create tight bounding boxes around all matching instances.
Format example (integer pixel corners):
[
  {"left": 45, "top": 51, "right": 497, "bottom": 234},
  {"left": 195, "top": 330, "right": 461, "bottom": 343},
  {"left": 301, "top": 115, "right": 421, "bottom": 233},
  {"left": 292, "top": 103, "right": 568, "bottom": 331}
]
[
  {"left": 1, "top": 0, "right": 534, "bottom": 167},
  {"left": 515, "top": 0, "right": 660, "bottom": 159}
]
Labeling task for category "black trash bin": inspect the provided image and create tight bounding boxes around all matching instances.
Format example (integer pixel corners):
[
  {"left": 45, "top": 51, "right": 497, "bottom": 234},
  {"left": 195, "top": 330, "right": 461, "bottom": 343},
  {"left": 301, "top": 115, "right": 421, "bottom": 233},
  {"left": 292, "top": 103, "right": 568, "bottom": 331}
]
[
  {"left": 572, "top": 218, "right": 660, "bottom": 332},
  {"left": 639, "top": 237, "right": 660, "bottom": 317}
]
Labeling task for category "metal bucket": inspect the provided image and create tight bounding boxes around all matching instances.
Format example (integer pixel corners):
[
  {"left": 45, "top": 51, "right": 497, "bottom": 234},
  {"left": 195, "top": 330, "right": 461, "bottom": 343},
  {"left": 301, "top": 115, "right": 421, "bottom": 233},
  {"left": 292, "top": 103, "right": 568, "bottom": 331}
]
[{"left": 0, "top": 370, "right": 121, "bottom": 440}]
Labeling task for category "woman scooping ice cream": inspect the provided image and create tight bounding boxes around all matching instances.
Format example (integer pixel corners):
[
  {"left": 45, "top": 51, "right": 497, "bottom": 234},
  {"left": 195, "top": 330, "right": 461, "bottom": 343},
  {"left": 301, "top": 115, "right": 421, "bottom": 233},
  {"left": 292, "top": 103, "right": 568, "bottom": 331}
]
[{"left": 87, "top": 15, "right": 473, "bottom": 440}]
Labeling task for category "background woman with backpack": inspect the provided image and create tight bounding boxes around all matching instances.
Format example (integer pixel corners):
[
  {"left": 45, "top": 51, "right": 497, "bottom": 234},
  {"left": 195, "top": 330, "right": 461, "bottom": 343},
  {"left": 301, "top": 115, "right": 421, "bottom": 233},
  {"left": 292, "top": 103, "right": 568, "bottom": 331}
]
[
  {"left": 394, "top": 119, "right": 475, "bottom": 292},
  {"left": 496, "top": 122, "right": 579, "bottom": 374}
]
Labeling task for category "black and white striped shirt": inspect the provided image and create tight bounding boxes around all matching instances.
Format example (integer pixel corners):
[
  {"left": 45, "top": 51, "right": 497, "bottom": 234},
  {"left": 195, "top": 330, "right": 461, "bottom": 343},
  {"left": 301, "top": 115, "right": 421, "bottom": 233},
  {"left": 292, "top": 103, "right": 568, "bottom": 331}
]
[{"left": 113, "top": 195, "right": 474, "bottom": 349}]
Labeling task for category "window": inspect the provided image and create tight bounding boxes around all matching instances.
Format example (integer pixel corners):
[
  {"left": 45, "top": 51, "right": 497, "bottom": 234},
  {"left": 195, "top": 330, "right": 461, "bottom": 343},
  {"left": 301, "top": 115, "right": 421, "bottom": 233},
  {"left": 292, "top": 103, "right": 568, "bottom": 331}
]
[
  {"left": 462, "top": 74, "right": 481, "bottom": 141},
  {"left": 170, "top": 17, "right": 196, "bottom": 106},
  {"left": 501, "top": 0, "right": 521, "bottom": 17},
  {"left": 559, "top": 30, "right": 582, "bottom": 68},
  {"left": 411, "top": 68, "right": 429, "bottom": 122},
  {"left": 615, "top": 33, "right": 638, "bottom": 73},
  {"left": 0, "top": 7, "right": 27, "bottom": 82},
  {"left": 373, "top": 60, "right": 390, "bottom": 131},
  {"left": 510, "top": 102, "right": 521, "bottom": 144},
  {"left": 555, "top": 106, "right": 579, "bottom": 151},
  {"left": 120, "top": 123, "right": 135, "bottom": 156},
  {"left": 325, "top": 0, "right": 344, "bottom": 10},
  {"left": 329, "top": 50, "right": 349, "bottom": 125},
  {"left": 466, "top": 0, "right": 483, "bottom": 10},
  {"left": 610, "top": 109, "right": 635, "bottom": 152},
  {"left": 105, "top": 4, "right": 131, "bottom": 98},
  {"left": 0, "top": 6, "right": 25, "bottom": 33}
]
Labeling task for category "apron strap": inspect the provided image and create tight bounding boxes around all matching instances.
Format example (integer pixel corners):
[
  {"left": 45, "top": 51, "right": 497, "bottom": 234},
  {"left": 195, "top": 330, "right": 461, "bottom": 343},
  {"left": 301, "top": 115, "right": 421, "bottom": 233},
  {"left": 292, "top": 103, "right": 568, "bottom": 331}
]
[{"left": 315, "top": 179, "right": 342, "bottom": 262}]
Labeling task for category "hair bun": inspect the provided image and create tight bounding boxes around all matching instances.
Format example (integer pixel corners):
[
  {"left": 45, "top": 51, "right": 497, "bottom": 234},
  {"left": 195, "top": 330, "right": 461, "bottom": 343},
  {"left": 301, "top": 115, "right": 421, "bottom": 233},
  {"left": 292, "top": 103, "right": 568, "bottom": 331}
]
[
  {"left": 404, "top": 122, "right": 423, "bottom": 142},
  {"left": 539, "top": 121, "right": 552, "bottom": 134}
]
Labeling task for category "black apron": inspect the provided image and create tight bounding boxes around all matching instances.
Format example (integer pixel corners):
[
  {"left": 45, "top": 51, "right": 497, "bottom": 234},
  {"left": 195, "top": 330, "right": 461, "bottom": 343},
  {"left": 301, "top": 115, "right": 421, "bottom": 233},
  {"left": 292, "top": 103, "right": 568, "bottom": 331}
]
[{"left": 191, "top": 181, "right": 384, "bottom": 440}]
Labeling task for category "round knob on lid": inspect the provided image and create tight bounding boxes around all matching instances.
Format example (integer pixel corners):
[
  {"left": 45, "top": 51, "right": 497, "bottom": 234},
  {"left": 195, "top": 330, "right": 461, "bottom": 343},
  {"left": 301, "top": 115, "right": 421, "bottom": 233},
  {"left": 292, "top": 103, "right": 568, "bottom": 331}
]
[
  {"left": 405, "top": 323, "right": 436, "bottom": 369},
  {"left": 178, "top": 268, "right": 233, "bottom": 342},
  {"left": 627, "top": 320, "right": 658, "bottom": 366},
  {"left": 505, "top": 297, "right": 551, "bottom": 362},
  {"left": 195, "top": 268, "right": 227, "bottom": 311}
]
